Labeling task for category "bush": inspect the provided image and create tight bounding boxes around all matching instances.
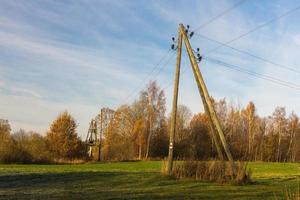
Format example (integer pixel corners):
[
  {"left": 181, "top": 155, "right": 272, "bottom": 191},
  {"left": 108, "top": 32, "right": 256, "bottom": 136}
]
[
  {"left": 0, "top": 130, "right": 51, "bottom": 164},
  {"left": 162, "top": 160, "right": 252, "bottom": 185}
]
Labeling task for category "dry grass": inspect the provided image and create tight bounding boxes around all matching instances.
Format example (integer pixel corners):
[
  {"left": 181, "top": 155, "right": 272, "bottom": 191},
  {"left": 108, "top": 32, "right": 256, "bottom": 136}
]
[
  {"left": 282, "top": 185, "right": 300, "bottom": 200},
  {"left": 53, "top": 158, "right": 87, "bottom": 164},
  {"left": 162, "top": 160, "right": 252, "bottom": 185}
]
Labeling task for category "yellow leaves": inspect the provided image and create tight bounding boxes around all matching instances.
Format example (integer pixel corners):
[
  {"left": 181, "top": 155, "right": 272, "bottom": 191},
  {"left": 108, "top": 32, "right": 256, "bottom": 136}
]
[{"left": 46, "top": 111, "right": 83, "bottom": 159}]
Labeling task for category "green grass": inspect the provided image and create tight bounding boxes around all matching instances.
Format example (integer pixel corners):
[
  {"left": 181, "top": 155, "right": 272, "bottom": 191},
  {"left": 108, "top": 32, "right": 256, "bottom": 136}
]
[{"left": 0, "top": 161, "right": 299, "bottom": 199}]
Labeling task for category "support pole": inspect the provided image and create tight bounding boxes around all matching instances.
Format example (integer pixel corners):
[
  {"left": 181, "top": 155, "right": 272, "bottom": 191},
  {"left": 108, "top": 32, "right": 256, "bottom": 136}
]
[
  {"left": 167, "top": 27, "right": 183, "bottom": 175},
  {"left": 98, "top": 110, "right": 103, "bottom": 162},
  {"left": 179, "top": 24, "right": 234, "bottom": 164}
]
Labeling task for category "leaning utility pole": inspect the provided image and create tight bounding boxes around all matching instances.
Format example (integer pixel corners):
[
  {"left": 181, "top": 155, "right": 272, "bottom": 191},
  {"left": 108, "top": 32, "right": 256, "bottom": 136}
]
[
  {"left": 179, "top": 24, "right": 233, "bottom": 163},
  {"left": 167, "top": 24, "right": 234, "bottom": 174}
]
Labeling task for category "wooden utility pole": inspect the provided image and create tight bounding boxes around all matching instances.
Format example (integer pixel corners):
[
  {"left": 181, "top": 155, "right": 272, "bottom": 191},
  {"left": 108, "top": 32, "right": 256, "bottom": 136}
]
[
  {"left": 179, "top": 24, "right": 233, "bottom": 163},
  {"left": 167, "top": 24, "right": 234, "bottom": 174},
  {"left": 166, "top": 28, "right": 183, "bottom": 174}
]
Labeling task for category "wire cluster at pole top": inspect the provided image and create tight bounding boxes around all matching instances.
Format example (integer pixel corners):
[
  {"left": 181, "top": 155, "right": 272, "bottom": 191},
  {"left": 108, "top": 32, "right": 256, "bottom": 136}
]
[{"left": 171, "top": 24, "right": 202, "bottom": 63}]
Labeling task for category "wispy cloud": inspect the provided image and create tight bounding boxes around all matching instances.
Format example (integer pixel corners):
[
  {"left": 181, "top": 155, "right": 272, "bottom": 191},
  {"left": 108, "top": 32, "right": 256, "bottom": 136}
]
[{"left": 1, "top": 0, "right": 300, "bottom": 135}]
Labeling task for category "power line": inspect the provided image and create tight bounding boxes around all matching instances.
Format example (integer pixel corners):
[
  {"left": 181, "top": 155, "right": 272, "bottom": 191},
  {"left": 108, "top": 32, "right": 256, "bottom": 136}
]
[
  {"left": 162, "top": 65, "right": 190, "bottom": 91},
  {"left": 121, "top": 0, "right": 248, "bottom": 102},
  {"left": 123, "top": 50, "right": 176, "bottom": 103},
  {"left": 194, "top": 33, "right": 300, "bottom": 74},
  {"left": 192, "top": 0, "right": 248, "bottom": 32},
  {"left": 204, "top": 57, "right": 300, "bottom": 91},
  {"left": 202, "top": 4, "right": 300, "bottom": 56},
  {"left": 152, "top": 51, "right": 177, "bottom": 81}
]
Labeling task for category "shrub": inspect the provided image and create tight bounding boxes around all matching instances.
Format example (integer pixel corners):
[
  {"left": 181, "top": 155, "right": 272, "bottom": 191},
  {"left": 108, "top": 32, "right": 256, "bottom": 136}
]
[{"left": 0, "top": 130, "right": 52, "bottom": 164}]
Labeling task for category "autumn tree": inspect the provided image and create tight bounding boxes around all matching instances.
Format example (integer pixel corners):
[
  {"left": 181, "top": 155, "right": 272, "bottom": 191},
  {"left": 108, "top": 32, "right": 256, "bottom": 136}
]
[
  {"left": 131, "top": 100, "right": 147, "bottom": 160},
  {"left": 0, "top": 119, "right": 11, "bottom": 137},
  {"left": 149, "top": 118, "right": 169, "bottom": 158},
  {"left": 255, "top": 117, "right": 267, "bottom": 161},
  {"left": 271, "top": 107, "right": 287, "bottom": 162},
  {"left": 224, "top": 106, "right": 242, "bottom": 159},
  {"left": 241, "top": 102, "right": 257, "bottom": 160},
  {"left": 132, "top": 117, "right": 146, "bottom": 160},
  {"left": 101, "top": 81, "right": 166, "bottom": 161},
  {"left": 189, "top": 113, "right": 212, "bottom": 159},
  {"left": 138, "top": 81, "right": 166, "bottom": 159},
  {"left": 8, "top": 129, "right": 50, "bottom": 163},
  {"left": 0, "top": 120, "right": 11, "bottom": 162},
  {"left": 286, "top": 113, "right": 299, "bottom": 162},
  {"left": 46, "top": 111, "right": 85, "bottom": 159},
  {"left": 102, "top": 105, "right": 136, "bottom": 161},
  {"left": 213, "top": 98, "right": 228, "bottom": 130},
  {"left": 175, "top": 105, "right": 192, "bottom": 143}
]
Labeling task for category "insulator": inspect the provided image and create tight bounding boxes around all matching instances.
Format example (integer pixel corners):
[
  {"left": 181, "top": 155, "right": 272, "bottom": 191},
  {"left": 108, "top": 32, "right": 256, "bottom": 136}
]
[
  {"left": 197, "top": 48, "right": 200, "bottom": 52},
  {"left": 189, "top": 32, "right": 194, "bottom": 37},
  {"left": 198, "top": 56, "right": 202, "bottom": 62},
  {"left": 187, "top": 25, "right": 190, "bottom": 29},
  {"left": 172, "top": 37, "right": 175, "bottom": 41},
  {"left": 171, "top": 44, "right": 175, "bottom": 50},
  {"left": 197, "top": 53, "right": 200, "bottom": 57}
]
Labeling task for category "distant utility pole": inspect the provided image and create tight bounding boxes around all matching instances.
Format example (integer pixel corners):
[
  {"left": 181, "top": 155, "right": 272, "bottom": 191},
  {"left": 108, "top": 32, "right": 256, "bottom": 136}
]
[
  {"left": 167, "top": 24, "right": 234, "bottom": 175},
  {"left": 98, "top": 110, "right": 103, "bottom": 162},
  {"left": 86, "top": 107, "right": 115, "bottom": 162},
  {"left": 86, "top": 119, "right": 97, "bottom": 158}
]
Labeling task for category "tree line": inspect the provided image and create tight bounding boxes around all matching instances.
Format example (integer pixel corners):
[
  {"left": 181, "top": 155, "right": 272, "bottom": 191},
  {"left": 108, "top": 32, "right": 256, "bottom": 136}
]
[
  {"left": 0, "top": 112, "right": 85, "bottom": 163},
  {"left": 101, "top": 81, "right": 300, "bottom": 162},
  {"left": 0, "top": 80, "right": 299, "bottom": 163}
]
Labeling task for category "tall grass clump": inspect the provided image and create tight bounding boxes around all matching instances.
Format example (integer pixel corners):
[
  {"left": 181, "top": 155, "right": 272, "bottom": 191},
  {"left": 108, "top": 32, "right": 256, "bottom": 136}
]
[
  {"left": 278, "top": 185, "right": 300, "bottom": 200},
  {"left": 162, "top": 160, "right": 252, "bottom": 185}
]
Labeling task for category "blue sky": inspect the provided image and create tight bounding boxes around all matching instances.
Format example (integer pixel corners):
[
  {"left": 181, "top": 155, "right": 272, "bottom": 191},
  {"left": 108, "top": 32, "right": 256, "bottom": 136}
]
[{"left": 1, "top": 0, "right": 300, "bottom": 137}]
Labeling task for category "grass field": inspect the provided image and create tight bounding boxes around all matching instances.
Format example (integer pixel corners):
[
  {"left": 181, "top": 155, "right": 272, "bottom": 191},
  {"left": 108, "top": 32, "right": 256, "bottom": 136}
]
[{"left": 0, "top": 161, "right": 299, "bottom": 199}]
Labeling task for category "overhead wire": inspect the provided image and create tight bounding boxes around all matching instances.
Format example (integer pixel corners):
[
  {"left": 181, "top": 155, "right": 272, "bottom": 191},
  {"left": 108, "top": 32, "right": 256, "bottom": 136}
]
[
  {"left": 194, "top": 33, "right": 300, "bottom": 74},
  {"left": 204, "top": 57, "right": 300, "bottom": 91},
  {"left": 123, "top": 49, "right": 176, "bottom": 103},
  {"left": 123, "top": 3, "right": 300, "bottom": 104},
  {"left": 162, "top": 0, "right": 247, "bottom": 92},
  {"left": 192, "top": 0, "right": 248, "bottom": 32},
  {"left": 124, "top": 0, "right": 249, "bottom": 99},
  {"left": 200, "top": 4, "right": 300, "bottom": 56}
]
